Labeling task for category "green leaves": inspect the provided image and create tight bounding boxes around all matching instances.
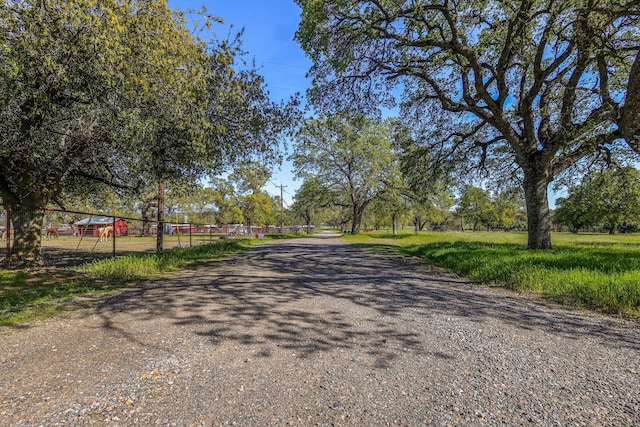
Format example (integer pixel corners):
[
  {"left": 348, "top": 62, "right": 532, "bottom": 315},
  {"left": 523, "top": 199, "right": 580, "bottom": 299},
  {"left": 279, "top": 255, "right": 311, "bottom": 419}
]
[
  {"left": 1, "top": 0, "right": 301, "bottom": 264},
  {"left": 292, "top": 113, "right": 394, "bottom": 233},
  {"left": 295, "top": 0, "right": 640, "bottom": 248},
  {"left": 555, "top": 166, "right": 640, "bottom": 233}
]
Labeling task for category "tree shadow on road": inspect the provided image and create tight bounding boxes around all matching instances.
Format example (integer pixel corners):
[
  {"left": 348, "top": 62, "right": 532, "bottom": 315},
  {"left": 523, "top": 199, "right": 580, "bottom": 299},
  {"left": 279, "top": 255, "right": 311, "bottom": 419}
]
[{"left": 93, "top": 238, "right": 640, "bottom": 365}]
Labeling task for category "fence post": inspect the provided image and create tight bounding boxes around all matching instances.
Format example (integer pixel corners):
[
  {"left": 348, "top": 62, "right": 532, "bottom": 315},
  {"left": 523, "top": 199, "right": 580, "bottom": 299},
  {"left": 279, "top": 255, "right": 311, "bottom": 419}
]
[
  {"left": 5, "top": 204, "right": 11, "bottom": 269},
  {"left": 189, "top": 223, "right": 192, "bottom": 247},
  {"left": 112, "top": 216, "right": 116, "bottom": 258}
]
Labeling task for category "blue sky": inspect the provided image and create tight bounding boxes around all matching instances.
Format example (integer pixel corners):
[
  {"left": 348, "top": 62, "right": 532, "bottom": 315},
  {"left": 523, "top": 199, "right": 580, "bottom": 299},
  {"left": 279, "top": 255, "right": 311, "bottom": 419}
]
[
  {"left": 168, "top": 0, "right": 311, "bottom": 205},
  {"left": 167, "top": 2, "right": 566, "bottom": 210}
]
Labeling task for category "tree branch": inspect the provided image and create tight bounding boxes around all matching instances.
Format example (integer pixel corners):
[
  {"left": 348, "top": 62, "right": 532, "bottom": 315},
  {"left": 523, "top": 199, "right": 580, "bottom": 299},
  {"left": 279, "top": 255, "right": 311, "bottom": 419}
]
[{"left": 551, "top": 129, "right": 620, "bottom": 176}]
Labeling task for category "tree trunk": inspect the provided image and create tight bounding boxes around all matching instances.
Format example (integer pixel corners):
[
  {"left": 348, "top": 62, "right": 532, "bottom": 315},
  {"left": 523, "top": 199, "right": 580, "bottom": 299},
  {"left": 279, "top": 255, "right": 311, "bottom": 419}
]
[
  {"left": 351, "top": 205, "right": 362, "bottom": 234},
  {"left": 392, "top": 212, "right": 397, "bottom": 236},
  {"left": 621, "top": 51, "right": 640, "bottom": 154},
  {"left": 522, "top": 169, "right": 553, "bottom": 250},
  {"left": 10, "top": 204, "right": 46, "bottom": 267},
  {"left": 140, "top": 204, "right": 152, "bottom": 236}
]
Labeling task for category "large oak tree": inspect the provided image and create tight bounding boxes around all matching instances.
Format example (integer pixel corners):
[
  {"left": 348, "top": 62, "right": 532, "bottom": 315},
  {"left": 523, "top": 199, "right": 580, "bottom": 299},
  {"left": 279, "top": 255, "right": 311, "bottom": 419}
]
[{"left": 296, "top": 0, "right": 640, "bottom": 249}]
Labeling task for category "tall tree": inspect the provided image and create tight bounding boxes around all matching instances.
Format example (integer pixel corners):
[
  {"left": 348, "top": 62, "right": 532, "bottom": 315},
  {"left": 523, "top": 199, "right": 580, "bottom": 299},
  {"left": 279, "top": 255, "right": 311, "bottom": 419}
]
[
  {"left": 292, "top": 114, "right": 393, "bottom": 234},
  {"left": 0, "top": 1, "right": 299, "bottom": 266},
  {"left": 296, "top": 0, "right": 640, "bottom": 249}
]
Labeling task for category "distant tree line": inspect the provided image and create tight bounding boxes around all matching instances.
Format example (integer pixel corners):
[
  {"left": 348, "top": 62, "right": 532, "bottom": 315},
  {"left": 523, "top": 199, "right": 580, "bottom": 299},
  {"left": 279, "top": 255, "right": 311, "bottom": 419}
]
[
  {"left": 288, "top": 112, "right": 640, "bottom": 237},
  {"left": 554, "top": 167, "right": 640, "bottom": 234}
]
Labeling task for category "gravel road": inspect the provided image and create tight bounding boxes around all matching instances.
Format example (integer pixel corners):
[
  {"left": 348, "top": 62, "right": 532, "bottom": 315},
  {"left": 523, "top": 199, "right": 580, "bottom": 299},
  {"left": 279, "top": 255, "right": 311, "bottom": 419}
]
[{"left": 1, "top": 232, "right": 639, "bottom": 426}]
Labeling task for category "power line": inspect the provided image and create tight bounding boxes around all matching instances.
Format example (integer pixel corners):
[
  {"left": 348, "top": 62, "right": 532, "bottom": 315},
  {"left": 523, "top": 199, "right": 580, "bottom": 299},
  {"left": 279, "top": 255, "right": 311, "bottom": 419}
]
[
  {"left": 283, "top": 187, "right": 294, "bottom": 197},
  {"left": 260, "top": 61, "right": 310, "bottom": 70}
]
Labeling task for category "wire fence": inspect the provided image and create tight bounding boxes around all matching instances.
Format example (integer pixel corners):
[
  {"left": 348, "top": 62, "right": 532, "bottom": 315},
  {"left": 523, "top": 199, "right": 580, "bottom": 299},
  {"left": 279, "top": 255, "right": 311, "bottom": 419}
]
[{"left": 0, "top": 205, "right": 312, "bottom": 268}]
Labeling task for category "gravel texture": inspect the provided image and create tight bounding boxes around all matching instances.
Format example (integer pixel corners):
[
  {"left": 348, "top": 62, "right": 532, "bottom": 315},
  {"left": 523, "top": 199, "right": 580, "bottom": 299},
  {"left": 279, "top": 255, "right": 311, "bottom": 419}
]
[{"left": 1, "top": 232, "right": 639, "bottom": 426}]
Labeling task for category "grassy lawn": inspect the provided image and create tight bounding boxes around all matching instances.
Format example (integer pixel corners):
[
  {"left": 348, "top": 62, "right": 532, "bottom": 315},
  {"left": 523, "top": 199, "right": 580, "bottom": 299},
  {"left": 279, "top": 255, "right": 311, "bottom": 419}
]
[
  {"left": 345, "top": 231, "right": 640, "bottom": 318},
  {"left": 0, "top": 239, "right": 251, "bottom": 327}
]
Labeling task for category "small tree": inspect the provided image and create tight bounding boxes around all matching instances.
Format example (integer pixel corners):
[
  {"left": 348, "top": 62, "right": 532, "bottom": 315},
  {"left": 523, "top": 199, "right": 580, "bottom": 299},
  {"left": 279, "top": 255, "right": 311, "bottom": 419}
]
[
  {"left": 457, "top": 187, "right": 495, "bottom": 232},
  {"left": 209, "top": 178, "right": 243, "bottom": 227},
  {"left": 491, "top": 190, "right": 526, "bottom": 231},
  {"left": 229, "top": 161, "right": 275, "bottom": 235},
  {"left": 291, "top": 176, "right": 331, "bottom": 233},
  {"left": 555, "top": 195, "right": 597, "bottom": 233}
]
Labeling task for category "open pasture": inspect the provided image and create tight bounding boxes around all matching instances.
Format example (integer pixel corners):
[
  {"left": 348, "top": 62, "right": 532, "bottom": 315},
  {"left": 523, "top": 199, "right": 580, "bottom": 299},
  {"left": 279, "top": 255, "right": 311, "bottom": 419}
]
[{"left": 347, "top": 231, "right": 640, "bottom": 317}]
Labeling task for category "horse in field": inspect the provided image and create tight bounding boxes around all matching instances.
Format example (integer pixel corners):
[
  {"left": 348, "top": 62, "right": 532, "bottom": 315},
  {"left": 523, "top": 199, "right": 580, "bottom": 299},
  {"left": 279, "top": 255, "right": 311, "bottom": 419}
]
[
  {"left": 98, "top": 225, "right": 113, "bottom": 242},
  {"left": 45, "top": 227, "right": 59, "bottom": 239}
]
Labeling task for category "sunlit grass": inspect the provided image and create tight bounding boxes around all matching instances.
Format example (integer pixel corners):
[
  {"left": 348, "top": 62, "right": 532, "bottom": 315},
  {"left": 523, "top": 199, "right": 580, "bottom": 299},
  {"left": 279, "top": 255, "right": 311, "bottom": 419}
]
[
  {"left": 78, "top": 239, "right": 247, "bottom": 279},
  {"left": 346, "top": 231, "right": 640, "bottom": 317},
  {"left": 0, "top": 240, "right": 250, "bottom": 326}
]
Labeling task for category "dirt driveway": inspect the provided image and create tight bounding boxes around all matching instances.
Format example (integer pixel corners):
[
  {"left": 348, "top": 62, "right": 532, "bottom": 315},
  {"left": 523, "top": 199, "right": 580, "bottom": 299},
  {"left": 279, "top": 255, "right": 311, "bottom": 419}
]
[{"left": 1, "top": 232, "right": 639, "bottom": 426}]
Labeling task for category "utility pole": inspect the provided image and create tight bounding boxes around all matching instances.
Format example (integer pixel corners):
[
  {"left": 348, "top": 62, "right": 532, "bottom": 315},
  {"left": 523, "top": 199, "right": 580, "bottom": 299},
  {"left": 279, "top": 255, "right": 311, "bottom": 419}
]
[
  {"left": 156, "top": 180, "right": 164, "bottom": 252},
  {"left": 280, "top": 184, "right": 287, "bottom": 233}
]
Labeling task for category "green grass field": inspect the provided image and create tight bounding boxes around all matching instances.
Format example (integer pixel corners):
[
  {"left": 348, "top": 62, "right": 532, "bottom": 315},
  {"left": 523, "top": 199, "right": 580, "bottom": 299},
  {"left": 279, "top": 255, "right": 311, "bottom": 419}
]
[{"left": 345, "top": 231, "right": 640, "bottom": 317}]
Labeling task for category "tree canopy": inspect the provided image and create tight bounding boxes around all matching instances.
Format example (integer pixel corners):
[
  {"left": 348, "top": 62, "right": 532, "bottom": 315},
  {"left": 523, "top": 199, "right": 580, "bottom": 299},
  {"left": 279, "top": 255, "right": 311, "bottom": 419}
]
[
  {"left": 291, "top": 176, "right": 332, "bottom": 233},
  {"left": 291, "top": 114, "right": 393, "bottom": 234},
  {"left": 1, "top": 0, "right": 299, "bottom": 266},
  {"left": 555, "top": 166, "right": 640, "bottom": 233},
  {"left": 296, "top": 0, "right": 640, "bottom": 249}
]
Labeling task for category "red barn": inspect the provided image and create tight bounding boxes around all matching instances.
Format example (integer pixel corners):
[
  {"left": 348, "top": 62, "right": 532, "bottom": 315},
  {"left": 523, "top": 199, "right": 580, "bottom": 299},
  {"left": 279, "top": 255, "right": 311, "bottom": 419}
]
[{"left": 75, "top": 217, "right": 128, "bottom": 237}]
